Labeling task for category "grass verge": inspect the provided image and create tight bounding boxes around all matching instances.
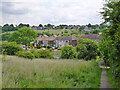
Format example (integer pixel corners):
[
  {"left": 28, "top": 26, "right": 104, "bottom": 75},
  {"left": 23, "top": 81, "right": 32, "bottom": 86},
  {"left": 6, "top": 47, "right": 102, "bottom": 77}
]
[{"left": 107, "top": 69, "right": 119, "bottom": 88}]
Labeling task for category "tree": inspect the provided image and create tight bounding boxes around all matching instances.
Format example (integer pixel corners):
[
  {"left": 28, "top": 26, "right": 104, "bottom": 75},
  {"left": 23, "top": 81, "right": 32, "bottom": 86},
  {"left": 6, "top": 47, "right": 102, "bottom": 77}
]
[
  {"left": 79, "top": 26, "right": 85, "bottom": 32},
  {"left": 61, "top": 45, "right": 77, "bottom": 59},
  {"left": 77, "top": 38, "right": 98, "bottom": 60},
  {"left": 0, "top": 32, "right": 11, "bottom": 41},
  {"left": 39, "top": 24, "right": 43, "bottom": 27},
  {"left": 9, "top": 27, "right": 37, "bottom": 45},
  {"left": 87, "top": 23, "right": 92, "bottom": 28},
  {"left": 98, "top": 0, "right": 120, "bottom": 82},
  {"left": 2, "top": 41, "right": 23, "bottom": 55}
]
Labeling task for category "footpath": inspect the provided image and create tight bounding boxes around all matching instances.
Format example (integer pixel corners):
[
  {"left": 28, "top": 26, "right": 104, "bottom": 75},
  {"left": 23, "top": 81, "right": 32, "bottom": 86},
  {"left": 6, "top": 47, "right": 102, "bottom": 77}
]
[{"left": 98, "top": 60, "right": 112, "bottom": 88}]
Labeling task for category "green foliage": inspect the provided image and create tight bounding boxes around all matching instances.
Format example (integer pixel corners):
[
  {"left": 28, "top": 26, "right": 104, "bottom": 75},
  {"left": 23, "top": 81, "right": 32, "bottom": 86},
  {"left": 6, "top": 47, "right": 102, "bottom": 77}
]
[
  {"left": 79, "top": 26, "right": 85, "bottom": 32},
  {"left": 99, "top": 0, "right": 120, "bottom": 84},
  {"left": 77, "top": 38, "right": 98, "bottom": 60},
  {"left": 9, "top": 27, "right": 37, "bottom": 45},
  {"left": 63, "top": 33, "right": 70, "bottom": 36},
  {"left": 57, "top": 47, "right": 62, "bottom": 50},
  {"left": 16, "top": 49, "right": 54, "bottom": 59},
  {"left": 76, "top": 44, "right": 88, "bottom": 59},
  {"left": 61, "top": 45, "right": 77, "bottom": 59},
  {"left": 47, "top": 45, "right": 51, "bottom": 49},
  {"left": 90, "top": 29, "right": 105, "bottom": 34},
  {"left": 28, "top": 44, "right": 34, "bottom": 49},
  {"left": 16, "top": 51, "right": 35, "bottom": 59},
  {"left": 49, "top": 48, "right": 52, "bottom": 52},
  {"left": 36, "top": 43, "right": 41, "bottom": 49},
  {"left": 2, "top": 24, "right": 17, "bottom": 33},
  {"left": 0, "top": 32, "right": 11, "bottom": 41},
  {"left": 2, "top": 41, "right": 23, "bottom": 55},
  {"left": 36, "top": 49, "right": 54, "bottom": 59}
]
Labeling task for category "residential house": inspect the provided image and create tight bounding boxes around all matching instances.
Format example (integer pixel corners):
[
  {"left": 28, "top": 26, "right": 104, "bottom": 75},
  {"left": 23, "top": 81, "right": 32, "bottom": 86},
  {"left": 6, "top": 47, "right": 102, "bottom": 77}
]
[
  {"left": 55, "top": 35, "right": 79, "bottom": 47},
  {"left": 35, "top": 35, "right": 56, "bottom": 47},
  {"left": 79, "top": 34, "right": 102, "bottom": 43},
  {"left": 35, "top": 35, "right": 79, "bottom": 47}
]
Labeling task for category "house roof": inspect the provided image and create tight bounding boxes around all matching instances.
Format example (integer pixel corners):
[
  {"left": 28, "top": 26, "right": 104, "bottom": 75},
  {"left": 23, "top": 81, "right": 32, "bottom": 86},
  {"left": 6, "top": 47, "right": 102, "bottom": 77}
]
[
  {"left": 56, "top": 35, "right": 79, "bottom": 41},
  {"left": 81, "top": 34, "right": 102, "bottom": 40}
]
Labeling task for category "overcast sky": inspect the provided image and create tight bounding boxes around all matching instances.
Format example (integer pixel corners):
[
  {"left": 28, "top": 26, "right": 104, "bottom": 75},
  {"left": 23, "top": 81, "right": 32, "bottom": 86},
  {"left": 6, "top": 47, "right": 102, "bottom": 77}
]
[{"left": 0, "top": 0, "right": 105, "bottom": 26}]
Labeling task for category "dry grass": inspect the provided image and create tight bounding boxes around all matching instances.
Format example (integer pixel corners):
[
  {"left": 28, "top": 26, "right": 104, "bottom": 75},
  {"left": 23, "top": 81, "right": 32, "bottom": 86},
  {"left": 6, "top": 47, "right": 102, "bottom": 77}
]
[{"left": 2, "top": 56, "right": 101, "bottom": 88}]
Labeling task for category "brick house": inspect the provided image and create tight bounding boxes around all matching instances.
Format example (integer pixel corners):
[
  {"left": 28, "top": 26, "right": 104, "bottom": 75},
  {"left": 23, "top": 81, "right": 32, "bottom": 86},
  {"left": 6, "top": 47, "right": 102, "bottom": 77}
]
[
  {"left": 79, "top": 34, "right": 102, "bottom": 43},
  {"left": 35, "top": 35, "right": 79, "bottom": 47},
  {"left": 55, "top": 35, "right": 78, "bottom": 47},
  {"left": 35, "top": 35, "right": 56, "bottom": 47}
]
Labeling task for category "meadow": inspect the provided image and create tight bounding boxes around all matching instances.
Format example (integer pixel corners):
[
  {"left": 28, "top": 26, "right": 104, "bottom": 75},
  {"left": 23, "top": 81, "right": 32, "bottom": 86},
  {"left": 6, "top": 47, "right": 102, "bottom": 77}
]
[{"left": 2, "top": 56, "right": 102, "bottom": 88}]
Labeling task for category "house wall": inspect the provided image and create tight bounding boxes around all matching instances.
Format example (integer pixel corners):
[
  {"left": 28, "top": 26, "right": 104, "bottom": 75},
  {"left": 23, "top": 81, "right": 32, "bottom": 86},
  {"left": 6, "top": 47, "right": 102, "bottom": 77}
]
[
  {"left": 48, "top": 41, "right": 55, "bottom": 46},
  {"left": 58, "top": 40, "right": 69, "bottom": 47}
]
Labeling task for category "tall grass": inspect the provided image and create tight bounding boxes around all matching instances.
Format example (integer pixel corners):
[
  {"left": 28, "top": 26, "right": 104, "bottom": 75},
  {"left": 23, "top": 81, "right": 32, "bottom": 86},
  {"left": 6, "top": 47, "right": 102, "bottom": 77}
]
[
  {"left": 2, "top": 56, "right": 101, "bottom": 88},
  {"left": 107, "top": 69, "right": 119, "bottom": 88}
]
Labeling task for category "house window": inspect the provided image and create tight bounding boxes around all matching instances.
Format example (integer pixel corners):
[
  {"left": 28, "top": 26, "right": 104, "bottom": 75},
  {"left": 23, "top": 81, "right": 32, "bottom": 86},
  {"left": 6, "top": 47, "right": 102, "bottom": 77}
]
[
  {"left": 65, "top": 40, "right": 69, "bottom": 43},
  {"left": 59, "top": 41, "right": 62, "bottom": 42}
]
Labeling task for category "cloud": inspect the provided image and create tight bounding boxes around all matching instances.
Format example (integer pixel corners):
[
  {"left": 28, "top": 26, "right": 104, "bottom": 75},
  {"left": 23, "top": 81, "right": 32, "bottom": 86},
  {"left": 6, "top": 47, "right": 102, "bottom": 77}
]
[
  {"left": 2, "top": 2, "right": 29, "bottom": 15},
  {"left": 1, "top": 0, "right": 105, "bottom": 25}
]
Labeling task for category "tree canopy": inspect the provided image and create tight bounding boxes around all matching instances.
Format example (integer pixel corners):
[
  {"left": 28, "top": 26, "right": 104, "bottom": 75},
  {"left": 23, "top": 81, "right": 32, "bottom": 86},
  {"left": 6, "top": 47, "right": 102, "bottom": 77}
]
[
  {"left": 98, "top": 0, "right": 120, "bottom": 84},
  {"left": 9, "top": 27, "right": 37, "bottom": 45}
]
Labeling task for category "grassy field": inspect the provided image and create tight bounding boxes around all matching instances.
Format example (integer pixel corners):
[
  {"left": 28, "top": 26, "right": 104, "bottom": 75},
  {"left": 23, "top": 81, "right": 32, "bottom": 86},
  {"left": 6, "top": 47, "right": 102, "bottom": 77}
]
[
  {"left": 36, "top": 29, "right": 79, "bottom": 35},
  {"left": 2, "top": 56, "right": 102, "bottom": 88}
]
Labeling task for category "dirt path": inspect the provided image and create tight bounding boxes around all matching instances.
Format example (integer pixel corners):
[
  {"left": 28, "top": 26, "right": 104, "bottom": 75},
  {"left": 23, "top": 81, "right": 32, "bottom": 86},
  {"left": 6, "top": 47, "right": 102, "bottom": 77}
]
[
  {"left": 100, "top": 69, "right": 112, "bottom": 88},
  {"left": 98, "top": 60, "right": 112, "bottom": 88}
]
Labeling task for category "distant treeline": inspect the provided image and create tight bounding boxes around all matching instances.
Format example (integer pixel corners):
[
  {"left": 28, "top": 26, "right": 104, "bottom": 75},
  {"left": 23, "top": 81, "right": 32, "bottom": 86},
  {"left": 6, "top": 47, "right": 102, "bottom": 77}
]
[{"left": 0, "top": 23, "right": 108, "bottom": 33}]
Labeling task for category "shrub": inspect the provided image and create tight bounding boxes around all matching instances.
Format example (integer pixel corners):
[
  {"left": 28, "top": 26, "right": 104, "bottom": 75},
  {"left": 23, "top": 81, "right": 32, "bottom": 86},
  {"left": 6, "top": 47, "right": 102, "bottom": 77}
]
[
  {"left": 61, "top": 45, "right": 77, "bottom": 59},
  {"left": 36, "top": 43, "right": 41, "bottom": 49},
  {"left": 2, "top": 41, "right": 23, "bottom": 55},
  {"left": 57, "top": 47, "right": 62, "bottom": 50},
  {"left": 16, "top": 51, "right": 35, "bottom": 59},
  {"left": 30, "top": 49, "right": 39, "bottom": 58},
  {"left": 36, "top": 49, "right": 54, "bottom": 59},
  {"left": 47, "top": 45, "right": 51, "bottom": 49},
  {"left": 76, "top": 44, "right": 88, "bottom": 59},
  {"left": 49, "top": 48, "right": 52, "bottom": 52},
  {"left": 28, "top": 44, "right": 34, "bottom": 48},
  {"left": 55, "top": 47, "right": 58, "bottom": 49}
]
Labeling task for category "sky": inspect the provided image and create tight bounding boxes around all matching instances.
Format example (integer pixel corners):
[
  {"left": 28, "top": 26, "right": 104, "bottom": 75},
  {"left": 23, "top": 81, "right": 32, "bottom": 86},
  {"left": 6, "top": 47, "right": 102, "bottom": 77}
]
[{"left": 0, "top": 0, "right": 105, "bottom": 26}]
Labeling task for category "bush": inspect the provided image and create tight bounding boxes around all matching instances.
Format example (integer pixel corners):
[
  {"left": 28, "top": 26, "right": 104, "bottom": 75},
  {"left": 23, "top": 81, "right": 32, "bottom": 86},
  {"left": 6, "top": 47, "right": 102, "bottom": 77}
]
[
  {"left": 47, "top": 45, "right": 51, "bottom": 49},
  {"left": 2, "top": 41, "right": 23, "bottom": 55},
  {"left": 30, "top": 49, "right": 39, "bottom": 58},
  {"left": 57, "top": 47, "right": 62, "bottom": 50},
  {"left": 61, "top": 45, "right": 77, "bottom": 59},
  {"left": 49, "top": 48, "right": 52, "bottom": 52},
  {"left": 76, "top": 44, "right": 88, "bottom": 59},
  {"left": 16, "top": 49, "right": 54, "bottom": 59},
  {"left": 36, "top": 43, "right": 41, "bottom": 49},
  {"left": 28, "top": 44, "right": 34, "bottom": 48},
  {"left": 36, "top": 49, "right": 54, "bottom": 59},
  {"left": 16, "top": 51, "right": 35, "bottom": 59},
  {"left": 77, "top": 38, "right": 98, "bottom": 60},
  {"left": 55, "top": 47, "right": 58, "bottom": 49}
]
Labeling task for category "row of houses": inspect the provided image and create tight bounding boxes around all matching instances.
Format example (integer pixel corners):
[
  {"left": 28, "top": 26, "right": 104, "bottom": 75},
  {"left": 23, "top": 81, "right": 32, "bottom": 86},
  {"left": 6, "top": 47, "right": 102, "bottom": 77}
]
[
  {"left": 35, "top": 35, "right": 78, "bottom": 47},
  {"left": 35, "top": 34, "right": 102, "bottom": 47},
  {"left": 30, "top": 25, "right": 100, "bottom": 31}
]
